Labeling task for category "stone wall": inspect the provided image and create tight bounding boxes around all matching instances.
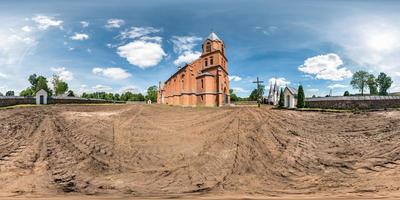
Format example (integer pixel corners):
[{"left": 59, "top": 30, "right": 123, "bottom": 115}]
[
  {"left": 0, "top": 96, "right": 35, "bottom": 107},
  {"left": 305, "top": 96, "right": 400, "bottom": 110},
  {"left": 0, "top": 96, "right": 124, "bottom": 107}
]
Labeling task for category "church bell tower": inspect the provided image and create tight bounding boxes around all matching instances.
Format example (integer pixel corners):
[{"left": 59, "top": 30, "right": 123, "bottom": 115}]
[{"left": 202, "top": 32, "right": 225, "bottom": 56}]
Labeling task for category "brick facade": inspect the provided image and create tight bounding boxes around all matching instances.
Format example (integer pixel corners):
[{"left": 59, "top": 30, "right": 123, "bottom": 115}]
[{"left": 157, "top": 32, "right": 230, "bottom": 107}]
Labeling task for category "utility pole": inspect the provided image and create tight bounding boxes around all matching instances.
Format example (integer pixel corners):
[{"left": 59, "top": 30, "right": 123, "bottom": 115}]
[{"left": 252, "top": 77, "right": 264, "bottom": 108}]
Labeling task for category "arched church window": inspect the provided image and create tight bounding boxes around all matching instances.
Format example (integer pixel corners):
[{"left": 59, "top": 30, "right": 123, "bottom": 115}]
[
  {"left": 201, "top": 79, "right": 204, "bottom": 89},
  {"left": 206, "top": 42, "right": 211, "bottom": 52},
  {"left": 210, "top": 56, "right": 214, "bottom": 65},
  {"left": 204, "top": 58, "right": 208, "bottom": 67}
]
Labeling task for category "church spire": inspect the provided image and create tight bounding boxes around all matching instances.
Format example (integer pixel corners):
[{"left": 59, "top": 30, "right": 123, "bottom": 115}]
[{"left": 207, "top": 32, "right": 222, "bottom": 42}]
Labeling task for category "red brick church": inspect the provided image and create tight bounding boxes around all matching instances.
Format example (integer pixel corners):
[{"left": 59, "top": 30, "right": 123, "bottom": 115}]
[{"left": 157, "top": 32, "right": 230, "bottom": 107}]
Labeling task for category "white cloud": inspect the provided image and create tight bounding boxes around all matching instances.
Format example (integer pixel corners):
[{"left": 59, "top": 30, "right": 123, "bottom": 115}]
[
  {"left": 328, "top": 84, "right": 347, "bottom": 89},
  {"left": 118, "top": 85, "right": 142, "bottom": 94},
  {"left": 32, "top": 15, "right": 63, "bottom": 30},
  {"left": 120, "top": 27, "right": 161, "bottom": 39},
  {"left": 93, "top": 84, "right": 112, "bottom": 91},
  {"left": 139, "top": 36, "right": 162, "bottom": 43},
  {"left": 117, "top": 40, "right": 166, "bottom": 69},
  {"left": 50, "top": 67, "right": 74, "bottom": 81},
  {"left": 171, "top": 36, "right": 202, "bottom": 54},
  {"left": 232, "top": 87, "right": 249, "bottom": 93},
  {"left": 174, "top": 51, "right": 201, "bottom": 66},
  {"left": 171, "top": 36, "right": 202, "bottom": 66},
  {"left": 105, "top": 19, "right": 125, "bottom": 29},
  {"left": 268, "top": 77, "right": 291, "bottom": 86},
  {"left": 116, "top": 26, "right": 165, "bottom": 68},
  {"left": 0, "top": 33, "right": 38, "bottom": 65},
  {"left": 307, "top": 88, "right": 319, "bottom": 93},
  {"left": 92, "top": 67, "right": 131, "bottom": 80},
  {"left": 255, "top": 26, "right": 278, "bottom": 36},
  {"left": 298, "top": 53, "right": 353, "bottom": 81},
  {"left": 316, "top": 17, "right": 400, "bottom": 88},
  {"left": 229, "top": 75, "right": 242, "bottom": 82},
  {"left": 70, "top": 33, "right": 89, "bottom": 41},
  {"left": 21, "top": 26, "right": 32, "bottom": 32},
  {"left": 0, "top": 72, "right": 7, "bottom": 78},
  {"left": 80, "top": 21, "right": 89, "bottom": 28}
]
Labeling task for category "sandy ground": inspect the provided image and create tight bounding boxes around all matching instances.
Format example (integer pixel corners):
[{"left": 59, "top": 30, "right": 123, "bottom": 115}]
[{"left": 0, "top": 104, "right": 400, "bottom": 199}]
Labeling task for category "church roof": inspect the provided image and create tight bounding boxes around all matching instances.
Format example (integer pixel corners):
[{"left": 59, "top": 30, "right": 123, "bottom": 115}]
[
  {"left": 285, "top": 87, "right": 298, "bottom": 95},
  {"left": 207, "top": 32, "right": 222, "bottom": 42}
]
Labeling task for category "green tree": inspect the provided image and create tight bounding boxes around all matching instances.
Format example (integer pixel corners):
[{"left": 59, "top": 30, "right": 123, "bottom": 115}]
[
  {"left": 28, "top": 74, "right": 38, "bottom": 87},
  {"left": 52, "top": 75, "right": 69, "bottom": 96},
  {"left": 36, "top": 76, "right": 52, "bottom": 95},
  {"left": 20, "top": 88, "right": 34, "bottom": 96},
  {"left": 376, "top": 72, "right": 393, "bottom": 96},
  {"left": 366, "top": 74, "right": 378, "bottom": 95},
  {"left": 249, "top": 85, "right": 265, "bottom": 102},
  {"left": 24, "top": 74, "right": 52, "bottom": 96},
  {"left": 146, "top": 85, "right": 158, "bottom": 102},
  {"left": 297, "top": 85, "right": 305, "bottom": 108},
  {"left": 5, "top": 91, "right": 14, "bottom": 96},
  {"left": 343, "top": 91, "right": 350, "bottom": 96},
  {"left": 350, "top": 70, "right": 369, "bottom": 96},
  {"left": 278, "top": 88, "right": 284, "bottom": 108},
  {"left": 229, "top": 89, "right": 239, "bottom": 102},
  {"left": 114, "top": 93, "right": 120, "bottom": 101},
  {"left": 0, "top": 92, "right": 3, "bottom": 96}
]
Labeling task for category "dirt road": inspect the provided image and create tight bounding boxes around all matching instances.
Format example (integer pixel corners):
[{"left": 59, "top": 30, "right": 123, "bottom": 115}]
[{"left": 0, "top": 104, "right": 400, "bottom": 199}]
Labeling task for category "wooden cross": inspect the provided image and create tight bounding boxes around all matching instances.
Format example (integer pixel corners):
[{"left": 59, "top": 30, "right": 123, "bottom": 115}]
[{"left": 252, "top": 77, "right": 264, "bottom": 107}]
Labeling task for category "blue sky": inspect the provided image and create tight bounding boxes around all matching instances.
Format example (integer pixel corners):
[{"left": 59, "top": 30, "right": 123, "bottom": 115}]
[{"left": 1, "top": 0, "right": 400, "bottom": 97}]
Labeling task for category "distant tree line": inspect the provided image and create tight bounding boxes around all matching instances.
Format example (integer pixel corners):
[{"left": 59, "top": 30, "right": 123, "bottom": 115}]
[
  {"left": 81, "top": 85, "right": 158, "bottom": 102},
  {"left": 14, "top": 73, "right": 159, "bottom": 102}
]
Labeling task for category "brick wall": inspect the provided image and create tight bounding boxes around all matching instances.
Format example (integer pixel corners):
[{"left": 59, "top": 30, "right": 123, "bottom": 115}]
[{"left": 305, "top": 96, "right": 400, "bottom": 109}]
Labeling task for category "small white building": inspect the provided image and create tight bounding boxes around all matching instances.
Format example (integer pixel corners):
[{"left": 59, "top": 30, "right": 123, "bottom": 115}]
[
  {"left": 35, "top": 89, "right": 48, "bottom": 105},
  {"left": 283, "top": 87, "right": 298, "bottom": 108}
]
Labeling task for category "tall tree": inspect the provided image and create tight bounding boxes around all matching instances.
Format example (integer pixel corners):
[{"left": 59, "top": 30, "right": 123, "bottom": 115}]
[
  {"left": 249, "top": 85, "right": 265, "bottom": 102},
  {"left": 146, "top": 85, "right": 158, "bottom": 102},
  {"left": 0, "top": 92, "right": 3, "bottom": 96},
  {"left": 367, "top": 74, "right": 378, "bottom": 95},
  {"left": 343, "top": 91, "right": 350, "bottom": 96},
  {"left": 5, "top": 91, "right": 14, "bottom": 96},
  {"left": 52, "top": 75, "right": 69, "bottom": 96},
  {"left": 278, "top": 88, "right": 284, "bottom": 108},
  {"left": 36, "top": 76, "right": 52, "bottom": 95},
  {"left": 28, "top": 74, "right": 38, "bottom": 87},
  {"left": 229, "top": 89, "right": 239, "bottom": 102},
  {"left": 23, "top": 74, "right": 52, "bottom": 96},
  {"left": 297, "top": 85, "right": 305, "bottom": 108},
  {"left": 376, "top": 72, "right": 393, "bottom": 96},
  {"left": 350, "top": 70, "right": 369, "bottom": 96}
]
